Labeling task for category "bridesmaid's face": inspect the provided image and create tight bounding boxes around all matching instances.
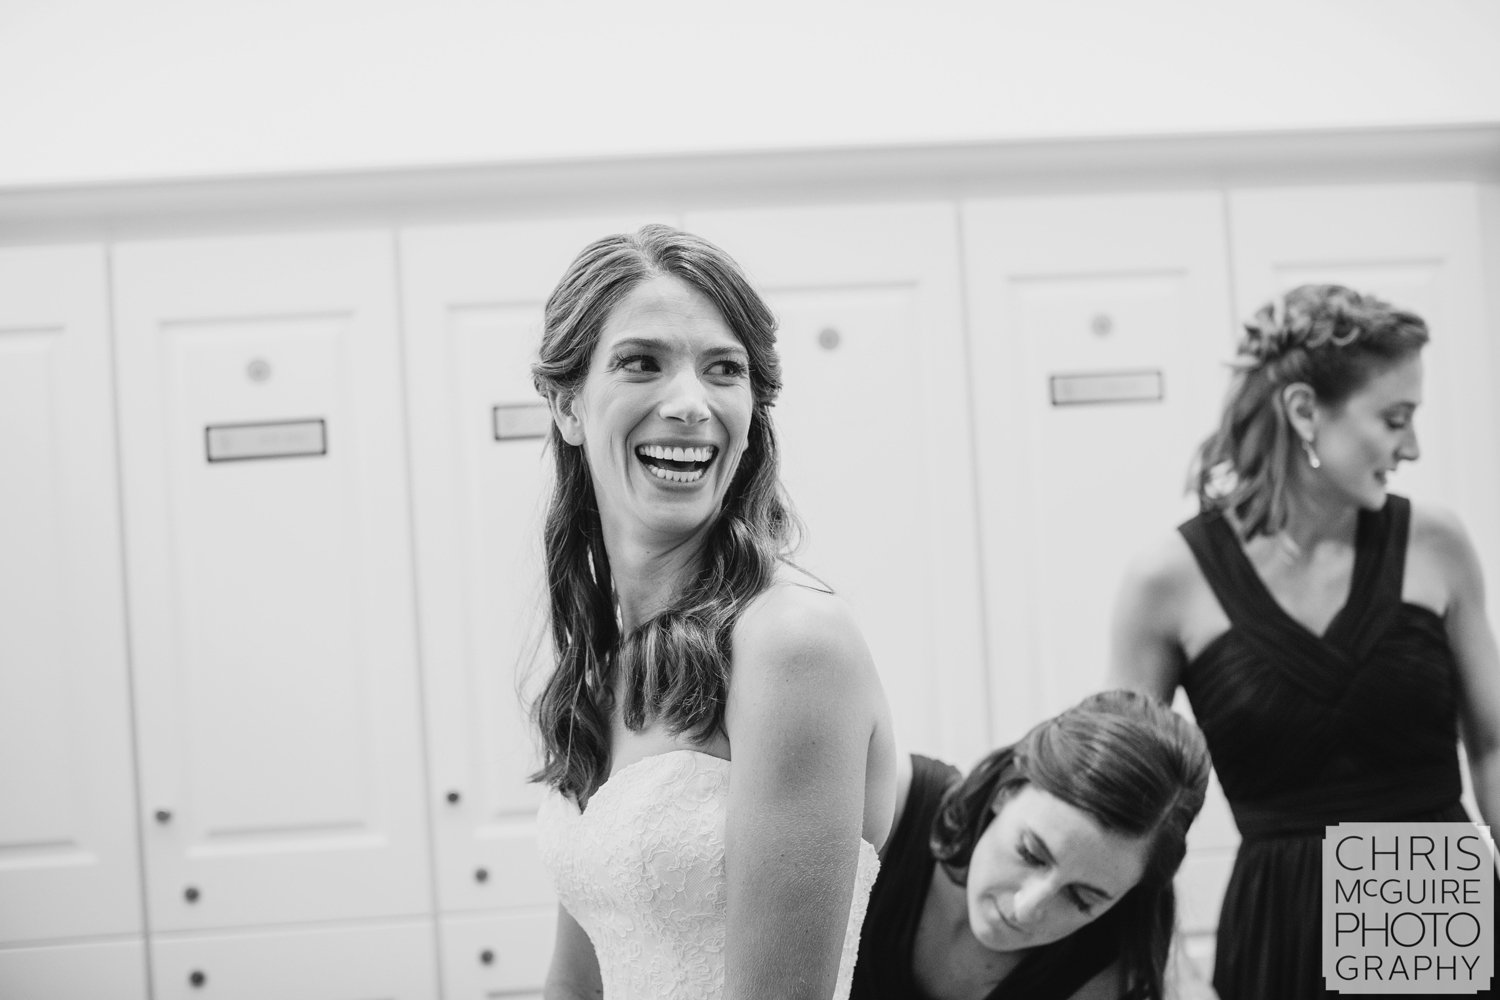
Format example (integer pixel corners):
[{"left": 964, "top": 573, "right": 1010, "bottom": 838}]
[
  {"left": 1311, "top": 352, "right": 1423, "bottom": 510},
  {"left": 965, "top": 785, "right": 1149, "bottom": 952}
]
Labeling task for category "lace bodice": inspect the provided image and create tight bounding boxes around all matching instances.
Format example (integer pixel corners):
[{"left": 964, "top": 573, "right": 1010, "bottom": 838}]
[{"left": 537, "top": 749, "right": 880, "bottom": 1000}]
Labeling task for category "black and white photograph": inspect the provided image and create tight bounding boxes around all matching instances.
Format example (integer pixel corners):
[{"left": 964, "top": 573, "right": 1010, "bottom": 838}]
[{"left": 3, "top": 1, "right": 1500, "bottom": 997}]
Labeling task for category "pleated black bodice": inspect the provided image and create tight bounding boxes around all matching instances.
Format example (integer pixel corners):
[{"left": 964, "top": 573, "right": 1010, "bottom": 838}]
[
  {"left": 1179, "top": 494, "right": 1480, "bottom": 1000},
  {"left": 1180, "top": 494, "right": 1462, "bottom": 839}
]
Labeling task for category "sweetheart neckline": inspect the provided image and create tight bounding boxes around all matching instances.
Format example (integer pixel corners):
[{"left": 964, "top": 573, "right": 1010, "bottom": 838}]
[{"left": 556, "top": 748, "right": 730, "bottom": 816}]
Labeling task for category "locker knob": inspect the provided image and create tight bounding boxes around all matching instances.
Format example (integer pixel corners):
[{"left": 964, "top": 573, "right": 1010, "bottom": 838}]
[
  {"left": 184, "top": 886, "right": 201, "bottom": 903},
  {"left": 817, "top": 327, "right": 841, "bottom": 351},
  {"left": 1090, "top": 313, "right": 1114, "bottom": 337},
  {"left": 446, "top": 790, "right": 461, "bottom": 804},
  {"left": 474, "top": 867, "right": 489, "bottom": 883},
  {"left": 154, "top": 808, "right": 172, "bottom": 824},
  {"left": 247, "top": 358, "right": 272, "bottom": 382},
  {"left": 189, "top": 970, "right": 207, "bottom": 988},
  {"left": 480, "top": 949, "right": 495, "bottom": 965}
]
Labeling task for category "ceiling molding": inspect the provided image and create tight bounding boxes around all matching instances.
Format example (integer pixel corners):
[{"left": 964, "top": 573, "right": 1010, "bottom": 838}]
[{"left": 3, "top": 124, "right": 1498, "bottom": 243}]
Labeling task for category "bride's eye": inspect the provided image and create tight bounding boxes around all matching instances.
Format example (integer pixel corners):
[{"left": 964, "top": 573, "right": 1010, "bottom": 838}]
[{"left": 612, "top": 354, "right": 659, "bottom": 374}]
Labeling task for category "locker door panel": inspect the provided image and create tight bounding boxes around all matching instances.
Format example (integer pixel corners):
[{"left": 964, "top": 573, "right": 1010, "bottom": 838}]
[
  {"left": 113, "top": 231, "right": 430, "bottom": 931},
  {"left": 0, "top": 939, "right": 148, "bottom": 1000},
  {"left": 0, "top": 244, "right": 142, "bottom": 943},
  {"left": 400, "top": 215, "right": 672, "bottom": 913},
  {"left": 1006, "top": 269, "right": 1209, "bottom": 719},
  {"left": 439, "top": 910, "right": 553, "bottom": 999},
  {"left": 684, "top": 203, "right": 987, "bottom": 765},
  {"left": 170, "top": 318, "right": 370, "bottom": 833},
  {"left": 962, "top": 192, "right": 1233, "bottom": 738},
  {"left": 762, "top": 285, "right": 937, "bottom": 739},
  {"left": 151, "top": 921, "right": 437, "bottom": 1000}
]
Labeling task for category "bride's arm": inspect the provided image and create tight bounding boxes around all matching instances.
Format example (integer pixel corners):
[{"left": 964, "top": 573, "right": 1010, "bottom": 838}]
[
  {"left": 544, "top": 905, "right": 603, "bottom": 1000},
  {"left": 723, "top": 586, "right": 886, "bottom": 1000}
]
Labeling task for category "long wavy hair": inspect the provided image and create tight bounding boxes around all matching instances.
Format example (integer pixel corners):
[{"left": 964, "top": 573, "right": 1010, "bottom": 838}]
[
  {"left": 1192, "top": 284, "right": 1429, "bottom": 538},
  {"left": 931, "top": 689, "right": 1210, "bottom": 1000},
  {"left": 528, "top": 224, "right": 799, "bottom": 804}
]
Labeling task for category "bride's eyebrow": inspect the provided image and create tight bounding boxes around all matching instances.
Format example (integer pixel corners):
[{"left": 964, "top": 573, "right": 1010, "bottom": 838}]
[{"left": 607, "top": 336, "right": 669, "bottom": 353}]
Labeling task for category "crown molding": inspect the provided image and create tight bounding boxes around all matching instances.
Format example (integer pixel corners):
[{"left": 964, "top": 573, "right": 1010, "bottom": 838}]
[{"left": 3, "top": 124, "right": 1498, "bottom": 243}]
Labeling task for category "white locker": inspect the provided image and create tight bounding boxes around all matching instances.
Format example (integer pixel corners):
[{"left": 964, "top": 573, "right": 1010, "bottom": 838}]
[
  {"left": 398, "top": 215, "right": 669, "bottom": 939},
  {"left": 150, "top": 921, "right": 437, "bottom": 1000},
  {"left": 0, "top": 244, "right": 143, "bottom": 944},
  {"left": 111, "top": 231, "right": 432, "bottom": 931},
  {"left": 682, "top": 202, "right": 988, "bottom": 767},
  {"left": 438, "top": 911, "right": 552, "bottom": 1000},
  {"left": 961, "top": 191, "right": 1234, "bottom": 736},
  {"left": 1229, "top": 183, "right": 1500, "bottom": 623},
  {"left": 961, "top": 192, "right": 1240, "bottom": 956},
  {"left": 0, "top": 939, "right": 149, "bottom": 1000}
]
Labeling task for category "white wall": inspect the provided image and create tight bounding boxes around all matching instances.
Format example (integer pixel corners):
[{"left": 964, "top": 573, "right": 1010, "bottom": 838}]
[{"left": 2, "top": 0, "right": 1498, "bottom": 188}]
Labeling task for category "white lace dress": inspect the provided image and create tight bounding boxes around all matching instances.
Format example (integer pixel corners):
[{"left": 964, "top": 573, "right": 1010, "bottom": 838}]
[{"left": 536, "top": 749, "right": 880, "bottom": 1000}]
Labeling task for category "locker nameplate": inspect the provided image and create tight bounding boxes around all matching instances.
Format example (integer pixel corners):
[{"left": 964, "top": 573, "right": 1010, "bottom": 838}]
[
  {"left": 1049, "top": 370, "right": 1163, "bottom": 406},
  {"left": 205, "top": 419, "right": 327, "bottom": 462},
  {"left": 493, "top": 403, "right": 552, "bottom": 441}
]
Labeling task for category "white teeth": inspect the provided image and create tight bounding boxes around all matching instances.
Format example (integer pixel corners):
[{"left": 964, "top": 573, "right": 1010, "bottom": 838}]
[
  {"left": 635, "top": 444, "right": 715, "bottom": 463},
  {"left": 648, "top": 465, "right": 707, "bottom": 483}
]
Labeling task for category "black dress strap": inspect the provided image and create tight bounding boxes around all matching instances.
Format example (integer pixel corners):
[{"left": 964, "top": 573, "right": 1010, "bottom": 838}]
[
  {"left": 1178, "top": 505, "right": 1370, "bottom": 702},
  {"left": 1342, "top": 495, "right": 1410, "bottom": 660},
  {"left": 1179, "top": 500, "right": 1402, "bottom": 655},
  {"left": 1178, "top": 509, "right": 1278, "bottom": 631}
]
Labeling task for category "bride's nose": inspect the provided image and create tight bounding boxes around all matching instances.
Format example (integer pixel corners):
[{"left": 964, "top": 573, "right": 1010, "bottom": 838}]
[{"left": 658, "top": 368, "right": 710, "bottom": 424}]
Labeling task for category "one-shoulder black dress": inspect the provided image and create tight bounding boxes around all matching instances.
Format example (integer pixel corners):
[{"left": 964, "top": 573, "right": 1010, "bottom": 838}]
[
  {"left": 1180, "top": 494, "right": 1483, "bottom": 999},
  {"left": 852, "top": 755, "right": 1122, "bottom": 1000}
]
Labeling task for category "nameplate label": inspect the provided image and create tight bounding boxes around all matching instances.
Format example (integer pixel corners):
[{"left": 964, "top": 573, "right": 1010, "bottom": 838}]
[
  {"left": 206, "top": 419, "right": 327, "bottom": 462},
  {"left": 1049, "top": 370, "right": 1164, "bottom": 406}
]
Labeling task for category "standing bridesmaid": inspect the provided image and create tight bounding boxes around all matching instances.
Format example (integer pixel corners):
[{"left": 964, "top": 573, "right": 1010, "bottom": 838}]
[{"left": 1108, "top": 284, "right": 1500, "bottom": 998}]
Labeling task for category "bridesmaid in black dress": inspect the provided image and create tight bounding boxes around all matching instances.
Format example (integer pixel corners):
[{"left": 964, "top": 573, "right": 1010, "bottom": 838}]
[
  {"left": 852, "top": 690, "right": 1210, "bottom": 1000},
  {"left": 1109, "top": 284, "right": 1500, "bottom": 999}
]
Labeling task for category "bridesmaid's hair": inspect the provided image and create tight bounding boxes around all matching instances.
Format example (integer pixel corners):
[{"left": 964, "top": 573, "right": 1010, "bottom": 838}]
[
  {"left": 932, "top": 689, "right": 1210, "bottom": 1000},
  {"left": 1192, "top": 284, "right": 1429, "bottom": 538},
  {"left": 529, "top": 224, "right": 799, "bottom": 804}
]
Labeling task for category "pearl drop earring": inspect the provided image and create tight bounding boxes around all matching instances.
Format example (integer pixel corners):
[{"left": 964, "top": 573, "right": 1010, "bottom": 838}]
[{"left": 1301, "top": 437, "right": 1322, "bottom": 470}]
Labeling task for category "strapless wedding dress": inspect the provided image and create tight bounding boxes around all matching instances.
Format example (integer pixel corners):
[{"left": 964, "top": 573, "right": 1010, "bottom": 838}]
[{"left": 537, "top": 749, "right": 880, "bottom": 1000}]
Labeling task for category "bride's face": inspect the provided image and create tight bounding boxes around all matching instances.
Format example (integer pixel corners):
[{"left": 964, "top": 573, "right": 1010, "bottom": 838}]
[{"left": 555, "top": 275, "right": 754, "bottom": 547}]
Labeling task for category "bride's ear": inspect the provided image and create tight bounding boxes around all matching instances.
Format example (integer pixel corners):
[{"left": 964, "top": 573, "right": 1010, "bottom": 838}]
[{"left": 549, "top": 390, "right": 585, "bottom": 447}]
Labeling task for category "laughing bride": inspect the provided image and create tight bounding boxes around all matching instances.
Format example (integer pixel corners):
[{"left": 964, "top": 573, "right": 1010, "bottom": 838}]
[{"left": 530, "top": 224, "right": 897, "bottom": 1000}]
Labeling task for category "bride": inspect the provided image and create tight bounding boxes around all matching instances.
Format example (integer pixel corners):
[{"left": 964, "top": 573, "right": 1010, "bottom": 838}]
[{"left": 530, "top": 224, "right": 897, "bottom": 1000}]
